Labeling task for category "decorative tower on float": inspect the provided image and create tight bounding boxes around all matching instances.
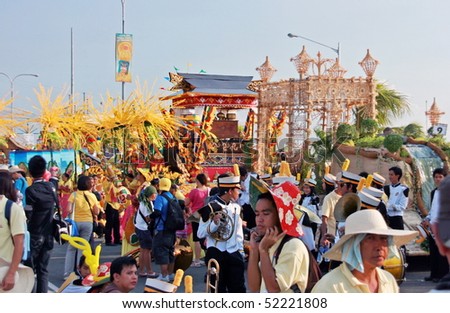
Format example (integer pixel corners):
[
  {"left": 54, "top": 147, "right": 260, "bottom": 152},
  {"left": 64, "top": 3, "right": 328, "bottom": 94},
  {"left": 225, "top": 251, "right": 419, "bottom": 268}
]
[{"left": 162, "top": 72, "right": 257, "bottom": 181}]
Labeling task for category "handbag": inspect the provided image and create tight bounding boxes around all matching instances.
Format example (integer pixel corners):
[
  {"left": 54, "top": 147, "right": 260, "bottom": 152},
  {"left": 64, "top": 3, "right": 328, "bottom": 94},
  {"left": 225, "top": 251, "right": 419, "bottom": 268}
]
[
  {"left": 83, "top": 192, "right": 99, "bottom": 236},
  {"left": 53, "top": 212, "right": 70, "bottom": 245},
  {"left": 64, "top": 217, "right": 79, "bottom": 237},
  {"left": 65, "top": 192, "right": 80, "bottom": 237}
]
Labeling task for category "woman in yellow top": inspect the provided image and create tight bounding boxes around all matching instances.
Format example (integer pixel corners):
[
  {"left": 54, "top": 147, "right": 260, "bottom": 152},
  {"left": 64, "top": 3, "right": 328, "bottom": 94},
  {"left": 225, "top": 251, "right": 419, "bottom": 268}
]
[{"left": 63, "top": 175, "right": 101, "bottom": 279}]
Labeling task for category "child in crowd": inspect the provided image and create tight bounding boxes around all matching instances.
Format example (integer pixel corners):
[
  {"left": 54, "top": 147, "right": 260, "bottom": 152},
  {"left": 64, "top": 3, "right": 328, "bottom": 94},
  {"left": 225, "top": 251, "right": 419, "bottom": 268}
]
[{"left": 60, "top": 256, "right": 92, "bottom": 293}]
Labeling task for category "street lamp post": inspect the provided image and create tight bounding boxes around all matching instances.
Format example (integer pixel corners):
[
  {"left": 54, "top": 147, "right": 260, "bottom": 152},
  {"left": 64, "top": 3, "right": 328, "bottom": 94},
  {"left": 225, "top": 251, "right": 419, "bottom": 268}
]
[
  {"left": 0, "top": 72, "right": 39, "bottom": 120},
  {"left": 288, "top": 33, "right": 340, "bottom": 59},
  {"left": 121, "top": 0, "right": 126, "bottom": 102}
]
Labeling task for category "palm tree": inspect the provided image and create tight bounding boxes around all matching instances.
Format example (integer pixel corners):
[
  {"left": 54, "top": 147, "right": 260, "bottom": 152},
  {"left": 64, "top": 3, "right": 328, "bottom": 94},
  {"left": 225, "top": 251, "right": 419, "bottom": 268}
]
[{"left": 354, "top": 82, "right": 411, "bottom": 131}]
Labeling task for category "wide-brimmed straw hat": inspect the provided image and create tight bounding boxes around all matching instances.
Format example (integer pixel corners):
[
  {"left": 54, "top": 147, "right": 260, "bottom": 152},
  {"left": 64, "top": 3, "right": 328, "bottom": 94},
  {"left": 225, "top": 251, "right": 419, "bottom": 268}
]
[
  {"left": 249, "top": 176, "right": 303, "bottom": 237},
  {"left": 324, "top": 210, "right": 418, "bottom": 261},
  {"left": 0, "top": 258, "right": 35, "bottom": 293}
]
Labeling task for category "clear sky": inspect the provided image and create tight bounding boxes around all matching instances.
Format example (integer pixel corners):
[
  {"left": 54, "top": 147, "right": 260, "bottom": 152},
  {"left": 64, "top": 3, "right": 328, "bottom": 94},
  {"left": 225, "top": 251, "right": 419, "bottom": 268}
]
[{"left": 1, "top": 0, "right": 449, "bottom": 132}]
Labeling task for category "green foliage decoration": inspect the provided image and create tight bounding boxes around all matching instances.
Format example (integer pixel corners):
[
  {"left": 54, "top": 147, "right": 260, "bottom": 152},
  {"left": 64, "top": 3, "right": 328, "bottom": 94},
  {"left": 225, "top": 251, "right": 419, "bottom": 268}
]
[
  {"left": 336, "top": 123, "right": 356, "bottom": 144},
  {"left": 360, "top": 118, "right": 379, "bottom": 138},
  {"left": 355, "top": 136, "right": 384, "bottom": 148},
  {"left": 383, "top": 134, "right": 404, "bottom": 153}
]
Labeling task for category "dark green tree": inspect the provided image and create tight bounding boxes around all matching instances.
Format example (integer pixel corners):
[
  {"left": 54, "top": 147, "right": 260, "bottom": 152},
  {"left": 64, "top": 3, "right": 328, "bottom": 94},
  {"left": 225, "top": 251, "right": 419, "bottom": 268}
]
[
  {"left": 354, "top": 82, "right": 411, "bottom": 131},
  {"left": 403, "top": 123, "right": 425, "bottom": 139}
]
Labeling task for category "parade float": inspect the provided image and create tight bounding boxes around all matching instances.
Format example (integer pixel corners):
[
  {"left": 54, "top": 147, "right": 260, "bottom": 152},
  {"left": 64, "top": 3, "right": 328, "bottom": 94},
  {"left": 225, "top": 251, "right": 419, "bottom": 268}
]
[{"left": 162, "top": 72, "right": 258, "bottom": 181}]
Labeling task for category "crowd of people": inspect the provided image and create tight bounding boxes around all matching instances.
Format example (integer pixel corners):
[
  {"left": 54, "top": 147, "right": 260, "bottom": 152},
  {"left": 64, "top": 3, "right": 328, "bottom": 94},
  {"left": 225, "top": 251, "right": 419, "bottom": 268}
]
[{"left": 1, "top": 155, "right": 450, "bottom": 294}]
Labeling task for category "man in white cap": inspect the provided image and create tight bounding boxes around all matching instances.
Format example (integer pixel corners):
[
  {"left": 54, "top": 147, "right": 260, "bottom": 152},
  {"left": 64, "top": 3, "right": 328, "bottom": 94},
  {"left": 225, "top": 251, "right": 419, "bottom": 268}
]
[
  {"left": 430, "top": 175, "right": 450, "bottom": 291},
  {"left": 197, "top": 173, "right": 246, "bottom": 292},
  {"left": 299, "top": 178, "right": 321, "bottom": 251},
  {"left": 320, "top": 171, "right": 361, "bottom": 248},
  {"left": 319, "top": 173, "right": 341, "bottom": 271},
  {"left": 370, "top": 172, "right": 389, "bottom": 204},
  {"left": 312, "top": 209, "right": 417, "bottom": 293}
]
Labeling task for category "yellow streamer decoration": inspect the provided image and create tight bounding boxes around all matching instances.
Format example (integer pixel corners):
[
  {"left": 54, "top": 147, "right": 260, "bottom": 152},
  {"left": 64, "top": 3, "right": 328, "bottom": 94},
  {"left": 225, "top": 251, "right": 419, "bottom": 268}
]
[
  {"left": 357, "top": 177, "right": 366, "bottom": 192},
  {"left": 365, "top": 174, "right": 374, "bottom": 187},
  {"left": 342, "top": 159, "right": 350, "bottom": 171},
  {"left": 233, "top": 164, "right": 240, "bottom": 176}
]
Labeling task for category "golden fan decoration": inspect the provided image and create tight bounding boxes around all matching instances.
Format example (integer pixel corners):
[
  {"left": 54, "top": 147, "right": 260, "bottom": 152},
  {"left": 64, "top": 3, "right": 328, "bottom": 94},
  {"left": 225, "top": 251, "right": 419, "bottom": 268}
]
[
  {"left": 91, "top": 81, "right": 183, "bottom": 154},
  {"left": 0, "top": 97, "right": 30, "bottom": 141},
  {"left": 30, "top": 84, "right": 98, "bottom": 150}
]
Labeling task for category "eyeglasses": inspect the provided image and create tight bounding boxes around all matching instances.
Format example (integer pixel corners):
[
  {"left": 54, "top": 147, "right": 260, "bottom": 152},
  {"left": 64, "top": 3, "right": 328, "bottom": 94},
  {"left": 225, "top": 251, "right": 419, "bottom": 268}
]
[{"left": 338, "top": 182, "right": 346, "bottom": 188}]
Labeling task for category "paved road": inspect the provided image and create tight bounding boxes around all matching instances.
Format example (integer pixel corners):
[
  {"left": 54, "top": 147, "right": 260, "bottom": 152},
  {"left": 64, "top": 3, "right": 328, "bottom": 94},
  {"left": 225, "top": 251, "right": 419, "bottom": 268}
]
[{"left": 47, "top": 239, "right": 438, "bottom": 293}]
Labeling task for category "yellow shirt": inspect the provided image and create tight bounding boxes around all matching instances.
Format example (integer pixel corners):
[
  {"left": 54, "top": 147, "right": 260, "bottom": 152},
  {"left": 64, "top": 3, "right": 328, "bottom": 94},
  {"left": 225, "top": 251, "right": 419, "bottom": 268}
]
[
  {"left": 311, "top": 262, "right": 399, "bottom": 293},
  {"left": 68, "top": 191, "right": 99, "bottom": 223},
  {"left": 260, "top": 236, "right": 310, "bottom": 293},
  {"left": 0, "top": 196, "right": 26, "bottom": 262},
  {"left": 321, "top": 191, "right": 341, "bottom": 237}
]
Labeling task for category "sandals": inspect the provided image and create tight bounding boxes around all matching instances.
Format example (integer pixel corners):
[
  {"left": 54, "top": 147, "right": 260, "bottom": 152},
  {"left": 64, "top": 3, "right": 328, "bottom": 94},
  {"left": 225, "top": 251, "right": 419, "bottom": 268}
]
[
  {"left": 138, "top": 271, "right": 159, "bottom": 278},
  {"left": 147, "top": 272, "right": 159, "bottom": 278},
  {"left": 191, "top": 260, "right": 204, "bottom": 268}
]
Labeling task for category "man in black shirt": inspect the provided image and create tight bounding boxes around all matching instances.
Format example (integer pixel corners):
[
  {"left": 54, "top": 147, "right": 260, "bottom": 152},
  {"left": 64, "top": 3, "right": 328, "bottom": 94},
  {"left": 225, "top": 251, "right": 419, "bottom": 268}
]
[{"left": 25, "top": 155, "right": 57, "bottom": 293}]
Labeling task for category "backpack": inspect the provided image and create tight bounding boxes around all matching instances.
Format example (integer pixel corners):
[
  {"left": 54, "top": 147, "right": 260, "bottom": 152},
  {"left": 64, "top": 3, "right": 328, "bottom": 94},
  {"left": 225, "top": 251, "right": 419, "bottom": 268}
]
[
  {"left": 161, "top": 193, "right": 185, "bottom": 231},
  {"left": 273, "top": 235, "right": 322, "bottom": 293},
  {"left": 4, "top": 199, "right": 31, "bottom": 262}
]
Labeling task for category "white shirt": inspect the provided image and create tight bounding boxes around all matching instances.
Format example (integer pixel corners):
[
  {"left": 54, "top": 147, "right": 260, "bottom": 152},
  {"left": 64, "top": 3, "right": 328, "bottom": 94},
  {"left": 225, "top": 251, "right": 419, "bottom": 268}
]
[
  {"left": 238, "top": 173, "right": 257, "bottom": 206},
  {"left": 134, "top": 201, "right": 153, "bottom": 231},
  {"left": 197, "top": 198, "right": 244, "bottom": 253},
  {"left": 386, "top": 184, "right": 409, "bottom": 217},
  {"left": 429, "top": 190, "right": 440, "bottom": 225}
]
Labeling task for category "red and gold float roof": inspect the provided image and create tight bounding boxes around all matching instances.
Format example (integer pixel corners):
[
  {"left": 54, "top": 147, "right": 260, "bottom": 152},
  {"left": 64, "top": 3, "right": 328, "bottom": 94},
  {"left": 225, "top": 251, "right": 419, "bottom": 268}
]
[{"left": 162, "top": 72, "right": 257, "bottom": 109}]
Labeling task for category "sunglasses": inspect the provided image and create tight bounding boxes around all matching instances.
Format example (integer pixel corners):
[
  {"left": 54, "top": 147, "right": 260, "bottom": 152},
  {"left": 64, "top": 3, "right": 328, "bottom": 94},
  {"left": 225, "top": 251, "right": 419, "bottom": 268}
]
[{"left": 338, "top": 182, "right": 346, "bottom": 188}]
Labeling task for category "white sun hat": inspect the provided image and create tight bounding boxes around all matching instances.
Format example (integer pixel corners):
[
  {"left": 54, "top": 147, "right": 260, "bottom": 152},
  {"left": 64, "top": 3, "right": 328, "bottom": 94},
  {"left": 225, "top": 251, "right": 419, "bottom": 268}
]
[
  {"left": 0, "top": 258, "right": 35, "bottom": 293},
  {"left": 324, "top": 210, "right": 418, "bottom": 261}
]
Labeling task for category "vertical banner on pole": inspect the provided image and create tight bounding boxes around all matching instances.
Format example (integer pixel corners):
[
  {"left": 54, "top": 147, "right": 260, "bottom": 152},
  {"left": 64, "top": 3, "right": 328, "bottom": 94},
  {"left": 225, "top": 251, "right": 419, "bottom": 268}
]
[{"left": 115, "top": 33, "right": 133, "bottom": 83}]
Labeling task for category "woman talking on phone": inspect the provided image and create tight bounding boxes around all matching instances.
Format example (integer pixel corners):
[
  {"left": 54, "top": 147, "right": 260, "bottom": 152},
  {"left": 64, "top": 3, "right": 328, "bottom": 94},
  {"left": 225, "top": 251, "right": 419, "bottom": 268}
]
[{"left": 247, "top": 178, "right": 309, "bottom": 293}]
